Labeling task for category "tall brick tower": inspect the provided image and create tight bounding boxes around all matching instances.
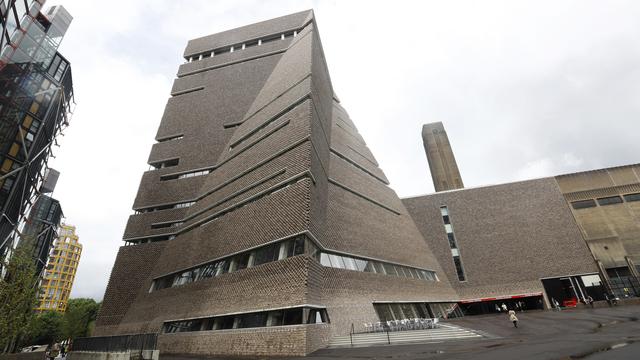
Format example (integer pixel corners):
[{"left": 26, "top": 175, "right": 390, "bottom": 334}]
[
  {"left": 422, "top": 122, "right": 464, "bottom": 192},
  {"left": 95, "top": 11, "right": 457, "bottom": 357}
]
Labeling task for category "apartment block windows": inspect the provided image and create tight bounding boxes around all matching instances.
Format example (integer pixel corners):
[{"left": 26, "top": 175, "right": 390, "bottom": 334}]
[
  {"left": 440, "top": 206, "right": 466, "bottom": 282},
  {"left": 597, "top": 196, "right": 623, "bottom": 206},
  {"left": 571, "top": 199, "right": 597, "bottom": 210},
  {"left": 624, "top": 193, "right": 640, "bottom": 202}
]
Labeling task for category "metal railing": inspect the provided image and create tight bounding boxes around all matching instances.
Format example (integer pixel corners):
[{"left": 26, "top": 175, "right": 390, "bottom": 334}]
[{"left": 72, "top": 333, "right": 157, "bottom": 353}]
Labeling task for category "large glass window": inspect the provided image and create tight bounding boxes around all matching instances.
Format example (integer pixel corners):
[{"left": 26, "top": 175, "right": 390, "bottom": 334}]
[
  {"left": 163, "top": 307, "right": 327, "bottom": 334},
  {"left": 151, "top": 235, "right": 313, "bottom": 291}
]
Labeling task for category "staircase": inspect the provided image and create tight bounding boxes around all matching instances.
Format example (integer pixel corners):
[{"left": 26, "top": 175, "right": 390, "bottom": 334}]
[{"left": 328, "top": 323, "right": 485, "bottom": 347}]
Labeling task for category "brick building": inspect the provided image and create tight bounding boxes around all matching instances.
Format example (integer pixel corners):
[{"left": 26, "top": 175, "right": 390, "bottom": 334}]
[{"left": 95, "top": 10, "right": 459, "bottom": 357}]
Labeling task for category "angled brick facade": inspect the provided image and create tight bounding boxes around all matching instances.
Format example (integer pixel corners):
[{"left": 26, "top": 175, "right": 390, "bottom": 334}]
[{"left": 95, "top": 11, "right": 457, "bottom": 357}]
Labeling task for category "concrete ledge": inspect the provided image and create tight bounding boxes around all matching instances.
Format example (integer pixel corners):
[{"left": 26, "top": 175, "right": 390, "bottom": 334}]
[{"left": 0, "top": 352, "right": 46, "bottom": 360}]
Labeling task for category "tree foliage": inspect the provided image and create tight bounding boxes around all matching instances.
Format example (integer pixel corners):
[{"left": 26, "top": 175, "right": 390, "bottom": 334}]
[
  {"left": 25, "top": 311, "right": 63, "bottom": 345},
  {"left": 0, "top": 243, "right": 39, "bottom": 352},
  {"left": 62, "top": 298, "right": 101, "bottom": 339}
]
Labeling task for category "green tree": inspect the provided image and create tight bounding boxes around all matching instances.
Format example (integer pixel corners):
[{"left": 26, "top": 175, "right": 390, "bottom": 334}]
[
  {"left": 0, "top": 243, "right": 39, "bottom": 353},
  {"left": 62, "top": 298, "right": 101, "bottom": 339},
  {"left": 25, "top": 311, "right": 63, "bottom": 345}
]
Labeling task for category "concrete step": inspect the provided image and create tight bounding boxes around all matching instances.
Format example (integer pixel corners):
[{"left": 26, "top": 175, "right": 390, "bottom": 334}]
[{"left": 328, "top": 324, "right": 486, "bottom": 347}]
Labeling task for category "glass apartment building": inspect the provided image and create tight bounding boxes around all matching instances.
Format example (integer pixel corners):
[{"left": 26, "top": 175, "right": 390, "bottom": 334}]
[{"left": 0, "top": 1, "right": 74, "bottom": 274}]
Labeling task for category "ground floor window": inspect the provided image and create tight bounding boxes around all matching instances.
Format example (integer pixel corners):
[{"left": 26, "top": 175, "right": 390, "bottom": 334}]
[
  {"left": 459, "top": 295, "right": 544, "bottom": 315},
  {"left": 163, "top": 306, "right": 329, "bottom": 333},
  {"left": 542, "top": 273, "right": 607, "bottom": 308},
  {"left": 607, "top": 267, "right": 640, "bottom": 298}
]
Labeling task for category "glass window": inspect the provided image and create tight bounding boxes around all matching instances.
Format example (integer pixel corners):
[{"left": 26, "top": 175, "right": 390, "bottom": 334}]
[
  {"left": 363, "top": 261, "right": 376, "bottom": 273},
  {"left": 390, "top": 303, "right": 404, "bottom": 319},
  {"left": 320, "top": 253, "right": 331, "bottom": 267},
  {"left": 253, "top": 243, "right": 279, "bottom": 266},
  {"left": 453, "top": 256, "right": 466, "bottom": 281},
  {"left": 286, "top": 236, "right": 305, "bottom": 257},
  {"left": 400, "top": 303, "right": 418, "bottom": 319},
  {"left": 447, "top": 233, "right": 457, "bottom": 249},
  {"left": 573, "top": 199, "right": 597, "bottom": 209},
  {"left": 267, "top": 310, "right": 284, "bottom": 326},
  {"left": 328, "top": 254, "right": 345, "bottom": 269},
  {"left": 444, "top": 224, "right": 453, "bottom": 233},
  {"left": 235, "top": 253, "right": 251, "bottom": 270},
  {"left": 440, "top": 207, "right": 448, "bottom": 216},
  {"left": 354, "top": 259, "right": 367, "bottom": 272},
  {"left": 597, "top": 196, "right": 623, "bottom": 206},
  {"left": 307, "top": 309, "right": 323, "bottom": 324},
  {"left": 374, "top": 304, "right": 394, "bottom": 322},
  {"left": 283, "top": 308, "right": 303, "bottom": 325},
  {"left": 219, "top": 316, "right": 235, "bottom": 330},
  {"left": 623, "top": 193, "right": 640, "bottom": 202},
  {"left": 343, "top": 257, "right": 358, "bottom": 271},
  {"left": 200, "top": 264, "right": 216, "bottom": 279},
  {"left": 374, "top": 262, "right": 386, "bottom": 274},
  {"left": 442, "top": 215, "right": 450, "bottom": 225},
  {"left": 383, "top": 263, "right": 397, "bottom": 276},
  {"left": 237, "top": 312, "right": 268, "bottom": 328}
]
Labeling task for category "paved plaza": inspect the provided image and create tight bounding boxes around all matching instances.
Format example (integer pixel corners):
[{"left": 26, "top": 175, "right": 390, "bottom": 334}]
[{"left": 302, "top": 305, "right": 640, "bottom": 360}]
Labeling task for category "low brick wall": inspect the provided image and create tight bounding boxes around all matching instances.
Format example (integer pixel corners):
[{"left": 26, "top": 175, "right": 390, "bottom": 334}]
[
  {"left": 67, "top": 350, "right": 158, "bottom": 360},
  {"left": 159, "top": 324, "right": 325, "bottom": 357}
]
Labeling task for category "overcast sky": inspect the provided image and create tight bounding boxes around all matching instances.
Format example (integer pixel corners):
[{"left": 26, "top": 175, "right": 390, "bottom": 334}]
[{"left": 45, "top": 0, "right": 640, "bottom": 300}]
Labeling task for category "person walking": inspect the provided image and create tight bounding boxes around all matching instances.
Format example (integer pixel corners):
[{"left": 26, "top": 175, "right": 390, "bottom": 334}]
[
  {"left": 586, "top": 295, "right": 594, "bottom": 308},
  {"left": 501, "top": 303, "right": 508, "bottom": 312},
  {"left": 508, "top": 309, "right": 519, "bottom": 328},
  {"left": 552, "top": 298, "right": 561, "bottom": 311}
]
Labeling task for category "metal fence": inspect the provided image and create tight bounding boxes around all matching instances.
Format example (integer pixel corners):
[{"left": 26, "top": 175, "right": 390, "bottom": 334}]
[{"left": 72, "top": 333, "right": 157, "bottom": 353}]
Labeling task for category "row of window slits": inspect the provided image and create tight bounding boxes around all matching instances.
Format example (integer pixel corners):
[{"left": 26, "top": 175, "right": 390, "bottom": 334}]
[
  {"left": 440, "top": 206, "right": 466, "bottom": 282},
  {"left": 156, "top": 134, "right": 183, "bottom": 143},
  {"left": 186, "top": 31, "right": 297, "bottom": 63},
  {"left": 571, "top": 192, "right": 640, "bottom": 210},
  {"left": 135, "top": 201, "right": 195, "bottom": 214},
  {"left": 127, "top": 235, "right": 175, "bottom": 245},
  {"left": 151, "top": 234, "right": 439, "bottom": 292},
  {"left": 161, "top": 169, "right": 212, "bottom": 181},
  {"left": 163, "top": 307, "right": 328, "bottom": 334},
  {"left": 130, "top": 176, "right": 310, "bottom": 240}
]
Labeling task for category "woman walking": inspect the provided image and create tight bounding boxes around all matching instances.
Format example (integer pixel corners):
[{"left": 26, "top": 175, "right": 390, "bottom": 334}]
[{"left": 508, "top": 309, "right": 519, "bottom": 328}]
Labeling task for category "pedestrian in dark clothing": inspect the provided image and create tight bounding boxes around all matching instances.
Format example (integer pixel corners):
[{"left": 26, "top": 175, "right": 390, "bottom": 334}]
[
  {"left": 586, "top": 295, "right": 594, "bottom": 308},
  {"left": 508, "top": 310, "right": 519, "bottom": 328}
]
